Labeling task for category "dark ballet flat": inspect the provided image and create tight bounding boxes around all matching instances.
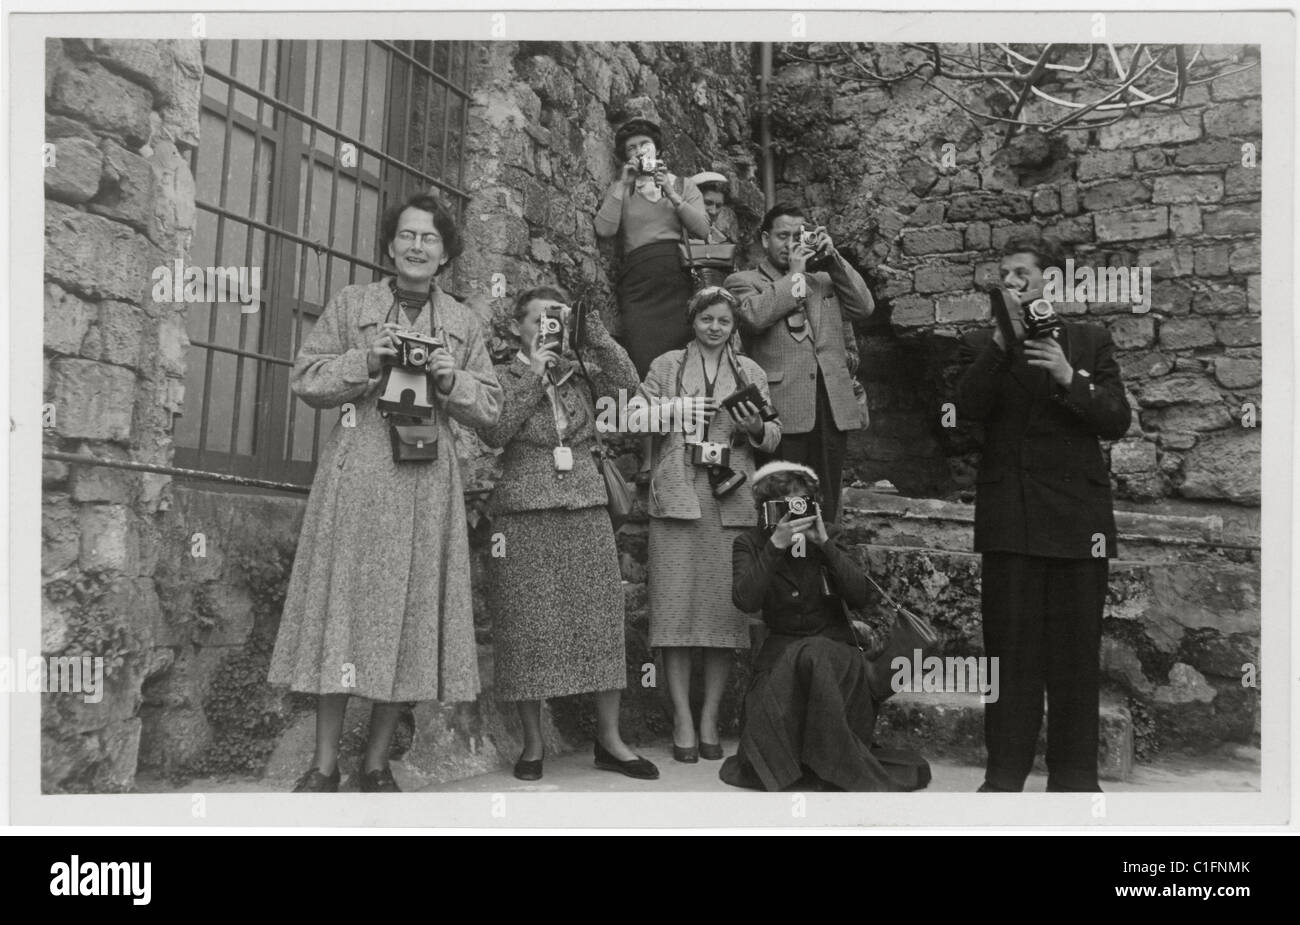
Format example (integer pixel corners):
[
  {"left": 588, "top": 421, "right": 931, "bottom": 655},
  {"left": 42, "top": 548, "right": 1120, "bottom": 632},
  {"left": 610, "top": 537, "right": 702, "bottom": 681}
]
[
  {"left": 698, "top": 742, "right": 724, "bottom": 761},
  {"left": 292, "top": 766, "right": 340, "bottom": 792},
  {"left": 594, "top": 741, "right": 660, "bottom": 780},
  {"left": 359, "top": 765, "right": 401, "bottom": 793},
  {"left": 513, "top": 753, "right": 544, "bottom": 781},
  {"left": 673, "top": 744, "right": 699, "bottom": 763}
]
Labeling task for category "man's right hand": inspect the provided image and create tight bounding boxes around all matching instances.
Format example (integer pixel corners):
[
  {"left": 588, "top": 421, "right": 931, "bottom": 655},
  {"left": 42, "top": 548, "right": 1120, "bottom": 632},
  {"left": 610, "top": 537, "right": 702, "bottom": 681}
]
[
  {"left": 619, "top": 160, "right": 640, "bottom": 185},
  {"left": 788, "top": 243, "right": 816, "bottom": 277}
]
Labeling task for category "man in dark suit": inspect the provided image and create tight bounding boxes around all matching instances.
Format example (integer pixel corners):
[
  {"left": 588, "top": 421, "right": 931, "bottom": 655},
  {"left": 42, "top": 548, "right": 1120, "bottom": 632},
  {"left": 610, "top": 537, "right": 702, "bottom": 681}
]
[
  {"left": 955, "top": 234, "right": 1131, "bottom": 793},
  {"left": 725, "top": 204, "right": 874, "bottom": 522}
]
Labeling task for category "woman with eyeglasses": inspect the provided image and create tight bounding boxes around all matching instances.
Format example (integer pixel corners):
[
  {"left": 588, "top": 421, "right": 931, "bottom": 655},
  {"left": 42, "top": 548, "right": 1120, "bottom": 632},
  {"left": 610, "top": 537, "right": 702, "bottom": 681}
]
[
  {"left": 269, "top": 193, "right": 502, "bottom": 793},
  {"left": 594, "top": 117, "right": 711, "bottom": 378},
  {"left": 640, "top": 286, "right": 781, "bottom": 762}
]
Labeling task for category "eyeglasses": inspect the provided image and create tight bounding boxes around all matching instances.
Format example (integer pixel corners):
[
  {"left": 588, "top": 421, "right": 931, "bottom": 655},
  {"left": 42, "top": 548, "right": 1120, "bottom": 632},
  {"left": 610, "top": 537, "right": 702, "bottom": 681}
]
[{"left": 395, "top": 230, "right": 442, "bottom": 247}]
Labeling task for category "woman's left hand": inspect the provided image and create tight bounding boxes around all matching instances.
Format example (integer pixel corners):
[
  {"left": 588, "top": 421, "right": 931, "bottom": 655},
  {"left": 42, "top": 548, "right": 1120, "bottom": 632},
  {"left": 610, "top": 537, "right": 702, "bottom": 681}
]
[
  {"left": 726, "top": 399, "right": 764, "bottom": 437},
  {"left": 807, "top": 514, "right": 830, "bottom": 547},
  {"left": 655, "top": 165, "right": 681, "bottom": 204},
  {"left": 430, "top": 348, "right": 457, "bottom": 393}
]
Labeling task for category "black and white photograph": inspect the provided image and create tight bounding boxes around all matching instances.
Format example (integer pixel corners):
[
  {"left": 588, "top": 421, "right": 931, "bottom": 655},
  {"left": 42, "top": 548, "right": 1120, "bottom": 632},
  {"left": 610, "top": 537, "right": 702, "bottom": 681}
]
[{"left": 4, "top": 3, "right": 1294, "bottom": 835}]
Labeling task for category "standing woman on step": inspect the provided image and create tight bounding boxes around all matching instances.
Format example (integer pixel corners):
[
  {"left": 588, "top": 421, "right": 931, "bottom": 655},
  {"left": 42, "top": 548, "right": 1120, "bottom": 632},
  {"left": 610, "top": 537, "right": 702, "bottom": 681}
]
[{"left": 594, "top": 117, "right": 711, "bottom": 378}]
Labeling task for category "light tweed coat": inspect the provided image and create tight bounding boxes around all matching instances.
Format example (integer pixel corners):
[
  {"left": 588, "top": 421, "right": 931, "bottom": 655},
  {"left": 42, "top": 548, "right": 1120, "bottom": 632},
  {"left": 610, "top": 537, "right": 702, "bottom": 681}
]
[{"left": 268, "top": 279, "right": 502, "bottom": 703}]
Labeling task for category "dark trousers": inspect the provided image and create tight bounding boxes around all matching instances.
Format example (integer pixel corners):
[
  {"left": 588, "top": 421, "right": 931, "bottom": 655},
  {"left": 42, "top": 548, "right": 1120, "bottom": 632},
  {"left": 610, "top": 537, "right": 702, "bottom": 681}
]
[
  {"left": 980, "top": 552, "right": 1107, "bottom": 792},
  {"left": 758, "top": 374, "right": 848, "bottom": 522}
]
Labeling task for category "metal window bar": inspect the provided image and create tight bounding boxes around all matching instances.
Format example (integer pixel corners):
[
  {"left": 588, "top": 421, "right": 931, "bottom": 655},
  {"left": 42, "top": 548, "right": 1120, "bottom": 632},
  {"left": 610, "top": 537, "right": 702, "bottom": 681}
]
[{"left": 177, "top": 39, "right": 473, "bottom": 492}]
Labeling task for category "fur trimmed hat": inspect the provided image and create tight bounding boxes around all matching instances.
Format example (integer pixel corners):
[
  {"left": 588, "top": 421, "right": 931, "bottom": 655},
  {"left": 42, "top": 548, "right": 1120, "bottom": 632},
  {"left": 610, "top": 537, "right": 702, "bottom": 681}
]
[{"left": 751, "top": 460, "right": 820, "bottom": 488}]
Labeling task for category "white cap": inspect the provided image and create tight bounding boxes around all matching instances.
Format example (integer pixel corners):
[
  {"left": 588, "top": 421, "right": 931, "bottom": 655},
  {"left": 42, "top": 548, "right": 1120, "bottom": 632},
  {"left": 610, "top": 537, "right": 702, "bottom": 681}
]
[
  {"left": 689, "top": 171, "right": 729, "bottom": 188},
  {"left": 751, "top": 460, "right": 820, "bottom": 488}
]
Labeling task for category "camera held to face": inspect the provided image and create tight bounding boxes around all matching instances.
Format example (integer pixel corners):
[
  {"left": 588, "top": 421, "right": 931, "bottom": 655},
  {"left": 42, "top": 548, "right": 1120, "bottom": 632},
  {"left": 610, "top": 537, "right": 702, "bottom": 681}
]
[
  {"left": 760, "top": 495, "right": 821, "bottom": 530},
  {"left": 637, "top": 152, "right": 662, "bottom": 174},
  {"left": 798, "top": 225, "right": 818, "bottom": 249},
  {"left": 1022, "top": 298, "right": 1062, "bottom": 340},
  {"left": 539, "top": 308, "right": 566, "bottom": 355},
  {"left": 378, "top": 331, "right": 444, "bottom": 418}
]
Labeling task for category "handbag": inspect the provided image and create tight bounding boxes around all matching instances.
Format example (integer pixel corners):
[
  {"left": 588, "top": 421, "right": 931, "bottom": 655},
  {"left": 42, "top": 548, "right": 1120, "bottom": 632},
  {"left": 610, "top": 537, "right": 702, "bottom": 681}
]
[
  {"left": 677, "top": 189, "right": 737, "bottom": 291},
  {"left": 389, "top": 422, "right": 439, "bottom": 462},
  {"left": 573, "top": 349, "right": 635, "bottom": 531},
  {"left": 828, "top": 566, "right": 939, "bottom": 703}
]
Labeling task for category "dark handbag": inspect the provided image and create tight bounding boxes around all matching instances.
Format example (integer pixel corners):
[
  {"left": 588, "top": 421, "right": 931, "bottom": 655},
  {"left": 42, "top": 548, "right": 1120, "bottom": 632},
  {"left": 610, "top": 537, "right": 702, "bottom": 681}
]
[
  {"left": 389, "top": 422, "right": 439, "bottom": 462},
  {"left": 832, "top": 568, "right": 939, "bottom": 703},
  {"left": 572, "top": 348, "right": 634, "bottom": 531},
  {"left": 677, "top": 205, "right": 737, "bottom": 292}
]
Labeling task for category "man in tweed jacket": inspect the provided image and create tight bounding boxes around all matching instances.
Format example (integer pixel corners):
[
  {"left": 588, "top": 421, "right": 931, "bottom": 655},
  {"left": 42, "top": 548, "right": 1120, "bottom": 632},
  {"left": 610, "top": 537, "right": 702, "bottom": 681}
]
[{"left": 724, "top": 203, "right": 875, "bottom": 522}]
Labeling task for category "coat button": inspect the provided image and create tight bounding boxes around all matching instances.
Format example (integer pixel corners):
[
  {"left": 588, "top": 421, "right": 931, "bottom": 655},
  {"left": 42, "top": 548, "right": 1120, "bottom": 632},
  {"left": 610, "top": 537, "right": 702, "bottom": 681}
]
[{"left": 791, "top": 590, "right": 800, "bottom": 597}]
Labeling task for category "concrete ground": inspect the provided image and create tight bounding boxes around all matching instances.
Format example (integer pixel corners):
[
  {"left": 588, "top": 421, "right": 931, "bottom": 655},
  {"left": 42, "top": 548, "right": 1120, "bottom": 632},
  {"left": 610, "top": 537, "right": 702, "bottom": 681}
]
[
  {"left": 136, "top": 742, "right": 1260, "bottom": 795},
  {"left": 422, "top": 739, "right": 1261, "bottom": 794}
]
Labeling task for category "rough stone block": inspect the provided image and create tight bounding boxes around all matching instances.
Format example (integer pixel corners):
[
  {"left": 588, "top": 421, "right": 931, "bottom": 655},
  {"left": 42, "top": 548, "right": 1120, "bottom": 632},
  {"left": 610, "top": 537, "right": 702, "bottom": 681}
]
[
  {"left": 1173, "top": 140, "right": 1242, "bottom": 166},
  {"left": 92, "top": 39, "right": 173, "bottom": 103},
  {"left": 48, "top": 60, "right": 152, "bottom": 145},
  {"left": 1076, "top": 150, "right": 1134, "bottom": 182},
  {"left": 914, "top": 261, "right": 971, "bottom": 295},
  {"left": 44, "top": 137, "right": 103, "bottom": 203},
  {"left": 1157, "top": 317, "right": 1215, "bottom": 350},
  {"left": 1111, "top": 437, "right": 1157, "bottom": 475},
  {"left": 1108, "top": 315, "right": 1155, "bottom": 349},
  {"left": 45, "top": 202, "right": 158, "bottom": 303},
  {"left": 934, "top": 292, "right": 986, "bottom": 324},
  {"left": 1208, "top": 66, "right": 1262, "bottom": 101},
  {"left": 1168, "top": 204, "right": 1202, "bottom": 237},
  {"left": 1193, "top": 244, "right": 1232, "bottom": 277},
  {"left": 1137, "top": 245, "right": 1194, "bottom": 280},
  {"left": 80, "top": 300, "right": 144, "bottom": 369},
  {"left": 1099, "top": 112, "right": 1201, "bottom": 149},
  {"left": 1202, "top": 204, "right": 1260, "bottom": 235},
  {"left": 1228, "top": 241, "right": 1259, "bottom": 274},
  {"left": 1031, "top": 187, "right": 1059, "bottom": 214},
  {"left": 1081, "top": 179, "right": 1150, "bottom": 211},
  {"left": 889, "top": 294, "right": 934, "bottom": 328},
  {"left": 1042, "top": 215, "right": 1094, "bottom": 245},
  {"left": 964, "top": 221, "right": 990, "bottom": 250},
  {"left": 900, "top": 226, "right": 963, "bottom": 256},
  {"left": 1224, "top": 165, "right": 1261, "bottom": 198},
  {"left": 79, "top": 504, "right": 137, "bottom": 572},
  {"left": 44, "top": 282, "right": 96, "bottom": 355},
  {"left": 1246, "top": 275, "right": 1260, "bottom": 313},
  {"left": 1152, "top": 174, "right": 1224, "bottom": 204},
  {"left": 1133, "top": 148, "right": 1166, "bottom": 172},
  {"left": 1214, "top": 318, "right": 1260, "bottom": 347},
  {"left": 1094, "top": 207, "right": 1168, "bottom": 242},
  {"left": 1179, "top": 429, "right": 1260, "bottom": 504},
  {"left": 1137, "top": 375, "right": 1221, "bottom": 407},
  {"left": 1203, "top": 100, "right": 1262, "bottom": 138},
  {"left": 990, "top": 222, "right": 1039, "bottom": 250},
  {"left": 49, "top": 359, "right": 136, "bottom": 441},
  {"left": 1214, "top": 357, "right": 1261, "bottom": 389},
  {"left": 1192, "top": 287, "right": 1247, "bottom": 315}
]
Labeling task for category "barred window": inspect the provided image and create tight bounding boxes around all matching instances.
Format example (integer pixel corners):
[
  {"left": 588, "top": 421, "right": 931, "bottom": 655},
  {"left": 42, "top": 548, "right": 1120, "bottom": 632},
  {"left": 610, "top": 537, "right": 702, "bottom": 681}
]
[{"left": 174, "top": 39, "right": 471, "bottom": 489}]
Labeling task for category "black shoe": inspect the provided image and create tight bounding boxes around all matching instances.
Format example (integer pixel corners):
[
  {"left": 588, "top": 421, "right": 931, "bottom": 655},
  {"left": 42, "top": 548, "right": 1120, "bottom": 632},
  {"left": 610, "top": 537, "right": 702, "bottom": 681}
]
[
  {"left": 514, "top": 752, "right": 544, "bottom": 781},
  {"left": 292, "top": 766, "right": 340, "bottom": 792},
  {"left": 699, "top": 742, "right": 724, "bottom": 761},
  {"left": 594, "top": 741, "right": 660, "bottom": 780},
  {"left": 673, "top": 744, "right": 699, "bottom": 763},
  {"left": 977, "top": 781, "right": 1019, "bottom": 793},
  {"left": 359, "top": 765, "right": 401, "bottom": 793}
]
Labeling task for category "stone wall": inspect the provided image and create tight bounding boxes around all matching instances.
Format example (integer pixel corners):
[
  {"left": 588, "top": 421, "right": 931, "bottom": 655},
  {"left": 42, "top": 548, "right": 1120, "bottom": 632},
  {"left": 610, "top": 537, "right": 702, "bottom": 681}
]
[
  {"left": 769, "top": 43, "right": 1262, "bottom": 512},
  {"left": 42, "top": 38, "right": 202, "bottom": 791}
]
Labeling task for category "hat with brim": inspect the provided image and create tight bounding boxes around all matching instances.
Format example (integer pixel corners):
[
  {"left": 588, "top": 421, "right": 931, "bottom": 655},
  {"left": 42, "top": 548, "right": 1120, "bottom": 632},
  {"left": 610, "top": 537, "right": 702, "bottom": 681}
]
[
  {"left": 690, "top": 171, "right": 729, "bottom": 188},
  {"left": 751, "top": 461, "right": 820, "bottom": 489},
  {"left": 614, "top": 118, "right": 663, "bottom": 155}
]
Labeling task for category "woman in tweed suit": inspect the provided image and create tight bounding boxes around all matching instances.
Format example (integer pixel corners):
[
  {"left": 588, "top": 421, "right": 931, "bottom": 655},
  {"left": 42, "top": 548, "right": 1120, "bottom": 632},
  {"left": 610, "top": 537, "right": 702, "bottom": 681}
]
[
  {"left": 481, "top": 285, "right": 658, "bottom": 782},
  {"left": 269, "top": 194, "right": 502, "bottom": 793},
  {"left": 642, "top": 287, "right": 781, "bottom": 762}
]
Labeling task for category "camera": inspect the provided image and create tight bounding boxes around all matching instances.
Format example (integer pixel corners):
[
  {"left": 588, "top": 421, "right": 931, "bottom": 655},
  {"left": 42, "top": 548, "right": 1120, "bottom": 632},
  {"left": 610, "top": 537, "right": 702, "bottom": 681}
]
[
  {"left": 392, "top": 331, "right": 443, "bottom": 369},
  {"left": 378, "top": 331, "right": 444, "bottom": 418},
  {"left": 799, "top": 225, "right": 818, "bottom": 248},
  {"left": 719, "top": 383, "right": 779, "bottom": 423},
  {"left": 539, "top": 308, "right": 566, "bottom": 355},
  {"left": 708, "top": 464, "right": 746, "bottom": 498},
  {"left": 1022, "top": 298, "right": 1062, "bottom": 340},
  {"left": 638, "top": 152, "right": 662, "bottom": 174},
  {"left": 690, "top": 440, "right": 731, "bottom": 468},
  {"left": 760, "top": 495, "right": 821, "bottom": 529}
]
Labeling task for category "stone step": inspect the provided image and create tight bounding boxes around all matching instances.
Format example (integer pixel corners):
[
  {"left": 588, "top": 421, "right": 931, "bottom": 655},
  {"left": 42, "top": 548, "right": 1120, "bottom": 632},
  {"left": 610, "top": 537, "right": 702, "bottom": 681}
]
[{"left": 876, "top": 690, "right": 1135, "bottom": 781}]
